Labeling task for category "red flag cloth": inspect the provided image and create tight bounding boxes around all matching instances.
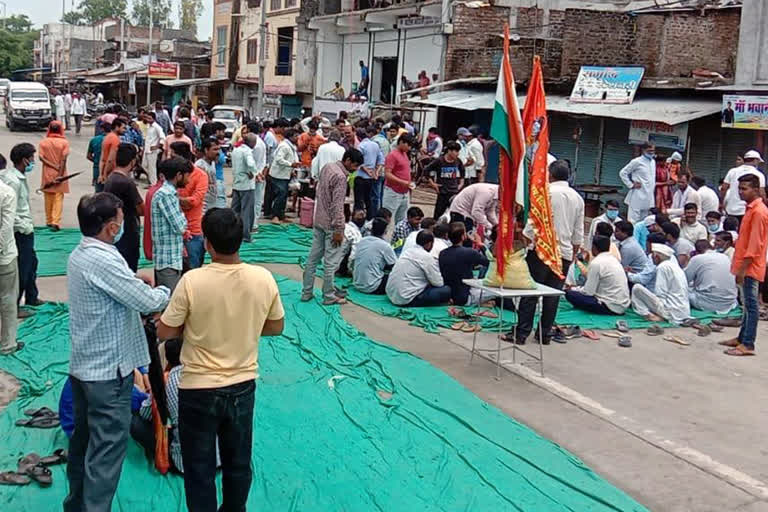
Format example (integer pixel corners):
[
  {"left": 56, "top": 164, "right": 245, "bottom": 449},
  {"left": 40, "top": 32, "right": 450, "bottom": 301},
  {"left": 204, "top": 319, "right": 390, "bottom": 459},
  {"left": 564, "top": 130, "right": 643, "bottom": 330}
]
[{"left": 522, "top": 56, "right": 563, "bottom": 278}]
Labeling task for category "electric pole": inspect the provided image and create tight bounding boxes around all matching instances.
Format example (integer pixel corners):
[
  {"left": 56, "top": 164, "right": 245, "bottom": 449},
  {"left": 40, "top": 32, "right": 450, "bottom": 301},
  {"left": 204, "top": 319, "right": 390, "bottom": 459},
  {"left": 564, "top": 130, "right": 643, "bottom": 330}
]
[
  {"left": 256, "top": 0, "right": 267, "bottom": 117},
  {"left": 147, "top": 4, "right": 153, "bottom": 105}
]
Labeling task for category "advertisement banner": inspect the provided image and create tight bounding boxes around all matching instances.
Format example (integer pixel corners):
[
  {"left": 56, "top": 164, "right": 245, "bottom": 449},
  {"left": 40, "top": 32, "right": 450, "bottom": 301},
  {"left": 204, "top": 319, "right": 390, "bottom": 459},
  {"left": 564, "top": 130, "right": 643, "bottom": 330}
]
[
  {"left": 628, "top": 120, "right": 688, "bottom": 151},
  {"left": 722, "top": 94, "right": 768, "bottom": 130},
  {"left": 148, "top": 62, "right": 179, "bottom": 80},
  {"left": 570, "top": 66, "right": 645, "bottom": 104}
]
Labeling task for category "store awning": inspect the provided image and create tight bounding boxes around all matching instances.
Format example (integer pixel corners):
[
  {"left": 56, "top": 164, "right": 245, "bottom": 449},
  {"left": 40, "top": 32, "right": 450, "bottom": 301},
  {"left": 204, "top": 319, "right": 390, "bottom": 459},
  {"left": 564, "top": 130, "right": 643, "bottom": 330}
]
[
  {"left": 408, "top": 89, "right": 722, "bottom": 125},
  {"left": 157, "top": 77, "right": 228, "bottom": 87}
]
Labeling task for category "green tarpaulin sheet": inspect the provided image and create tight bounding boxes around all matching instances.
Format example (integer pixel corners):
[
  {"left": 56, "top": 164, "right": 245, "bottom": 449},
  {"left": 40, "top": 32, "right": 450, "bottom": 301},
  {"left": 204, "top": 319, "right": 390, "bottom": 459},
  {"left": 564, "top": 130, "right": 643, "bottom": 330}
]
[
  {"left": 0, "top": 277, "right": 648, "bottom": 511},
  {"left": 31, "top": 224, "right": 737, "bottom": 333}
]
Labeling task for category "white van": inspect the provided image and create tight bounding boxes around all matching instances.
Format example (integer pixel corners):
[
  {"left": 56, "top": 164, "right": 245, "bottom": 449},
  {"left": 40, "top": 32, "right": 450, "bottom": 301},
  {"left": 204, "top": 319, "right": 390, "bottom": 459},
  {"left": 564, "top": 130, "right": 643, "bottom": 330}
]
[{"left": 5, "top": 82, "right": 52, "bottom": 131}]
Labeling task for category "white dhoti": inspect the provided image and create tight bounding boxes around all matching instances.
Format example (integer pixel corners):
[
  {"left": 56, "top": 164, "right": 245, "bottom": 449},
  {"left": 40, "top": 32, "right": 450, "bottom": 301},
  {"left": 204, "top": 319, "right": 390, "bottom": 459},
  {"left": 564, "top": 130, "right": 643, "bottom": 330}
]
[
  {"left": 627, "top": 205, "right": 650, "bottom": 224},
  {"left": 631, "top": 284, "right": 669, "bottom": 320}
]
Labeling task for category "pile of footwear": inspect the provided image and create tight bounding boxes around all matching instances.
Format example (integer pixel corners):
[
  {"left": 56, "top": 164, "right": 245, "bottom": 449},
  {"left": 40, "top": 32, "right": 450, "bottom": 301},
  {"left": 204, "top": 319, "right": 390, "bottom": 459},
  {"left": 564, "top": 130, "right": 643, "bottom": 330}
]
[
  {"left": 0, "top": 450, "right": 67, "bottom": 486},
  {"left": 15, "top": 406, "right": 60, "bottom": 429}
]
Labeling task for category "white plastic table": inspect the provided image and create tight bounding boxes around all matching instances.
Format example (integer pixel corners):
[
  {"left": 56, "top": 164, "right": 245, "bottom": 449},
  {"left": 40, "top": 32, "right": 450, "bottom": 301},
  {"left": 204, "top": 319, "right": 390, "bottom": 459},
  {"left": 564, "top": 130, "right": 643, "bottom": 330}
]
[{"left": 462, "top": 279, "right": 565, "bottom": 378}]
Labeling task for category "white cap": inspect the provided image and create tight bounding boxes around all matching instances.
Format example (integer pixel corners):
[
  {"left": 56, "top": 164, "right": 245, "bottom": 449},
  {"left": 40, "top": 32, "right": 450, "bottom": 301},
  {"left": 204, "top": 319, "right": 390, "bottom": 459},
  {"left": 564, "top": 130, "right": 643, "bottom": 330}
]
[
  {"left": 651, "top": 243, "right": 675, "bottom": 259},
  {"left": 670, "top": 151, "right": 683, "bottom": 162},
  {"left": 744, "top": 150, "right": 764, "bottom": 163}
]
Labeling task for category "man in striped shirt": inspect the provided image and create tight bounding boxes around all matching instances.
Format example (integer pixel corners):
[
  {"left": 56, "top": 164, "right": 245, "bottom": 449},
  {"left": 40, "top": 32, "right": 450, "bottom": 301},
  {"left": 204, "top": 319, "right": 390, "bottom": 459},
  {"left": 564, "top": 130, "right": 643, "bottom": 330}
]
[{"left": 151, "top": 158, "right": 190, "bottom": 292}]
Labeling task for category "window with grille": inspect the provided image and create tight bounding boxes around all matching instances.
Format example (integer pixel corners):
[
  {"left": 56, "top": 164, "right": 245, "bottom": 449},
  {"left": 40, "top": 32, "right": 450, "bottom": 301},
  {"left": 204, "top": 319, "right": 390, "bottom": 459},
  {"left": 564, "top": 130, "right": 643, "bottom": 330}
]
[
  {"left": 216, "top": 26, "right": 227, "bottom": 66},
  {"left": 270, "top": 0, "right": 281, "bottom": 10},
  {"left": 246, "top": 39, "right": 258, "bottom": 64}
]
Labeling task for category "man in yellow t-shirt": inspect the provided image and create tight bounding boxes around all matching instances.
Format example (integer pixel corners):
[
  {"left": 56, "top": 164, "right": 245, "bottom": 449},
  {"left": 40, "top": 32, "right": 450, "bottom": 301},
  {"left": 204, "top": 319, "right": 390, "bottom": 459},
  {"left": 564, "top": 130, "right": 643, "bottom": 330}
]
[{"left": 158, "top": 207, "right": 284, "bottom": 512}]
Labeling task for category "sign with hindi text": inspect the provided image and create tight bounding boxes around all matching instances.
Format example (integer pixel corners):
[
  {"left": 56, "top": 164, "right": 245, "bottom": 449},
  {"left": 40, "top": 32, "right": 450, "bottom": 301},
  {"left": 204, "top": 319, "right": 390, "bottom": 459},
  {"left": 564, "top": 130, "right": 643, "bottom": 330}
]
[
  {"left": 148, "top": 62, "right": 179, "bottom": 80},
  {"left": 570, "top": 66, "right": 644, "bottom": 104},
  {"left": 722, "top": 94, "right": 768, "bottom": 130},
  {"left": 628, "top": 120, "right": 688, "bottom": 151}
]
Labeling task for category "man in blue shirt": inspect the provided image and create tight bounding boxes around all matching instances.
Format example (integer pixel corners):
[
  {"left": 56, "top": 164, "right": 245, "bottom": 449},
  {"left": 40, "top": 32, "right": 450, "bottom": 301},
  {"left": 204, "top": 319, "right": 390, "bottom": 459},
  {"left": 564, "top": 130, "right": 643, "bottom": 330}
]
[
  {"left": 65, "top": 192, "right": 170, "bottom": 512},
  {"left": 353, "top": 217, "right": 397, "bottom": 294},
  {"left": 151, "top": 158, "right": 190, "bottom": 292},
  {"left": 354, "top": 126, "right": 385, "bottom": 219},
  {"left": 614, "top": 220, "right": 647, "bottom": 274},
  {"left": 87, "top": 126, "right": 107, "bottom": 192}
]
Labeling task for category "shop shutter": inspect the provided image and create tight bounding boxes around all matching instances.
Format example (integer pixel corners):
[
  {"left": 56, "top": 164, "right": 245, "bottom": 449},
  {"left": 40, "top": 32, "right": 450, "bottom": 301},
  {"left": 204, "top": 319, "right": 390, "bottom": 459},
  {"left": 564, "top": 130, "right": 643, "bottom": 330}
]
[
  {"left": 548, "top": 114, "right": 602, "bottom": 185},
  {"left": 720, "top": 127, "right": 759, "bottom": 180},
  {"left": 599, "top": 118, "right": 634, "bottom": 188},
  {"left": 687, "top": 117, "right": 721, "bottom": 185}
]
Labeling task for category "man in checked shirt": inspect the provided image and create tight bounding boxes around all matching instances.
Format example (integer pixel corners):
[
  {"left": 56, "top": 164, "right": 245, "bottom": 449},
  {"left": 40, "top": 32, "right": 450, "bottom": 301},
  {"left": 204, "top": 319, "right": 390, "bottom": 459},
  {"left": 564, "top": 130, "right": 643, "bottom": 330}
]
[{"left": 65, "top": 192, "right": 170, "bottom": 512}]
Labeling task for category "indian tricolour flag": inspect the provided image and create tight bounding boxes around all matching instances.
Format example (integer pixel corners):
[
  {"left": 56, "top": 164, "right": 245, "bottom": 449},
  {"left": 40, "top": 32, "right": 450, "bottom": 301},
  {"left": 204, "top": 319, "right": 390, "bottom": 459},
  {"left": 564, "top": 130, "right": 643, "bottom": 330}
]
[{"left": 489, "top": 23, "right": 526, "bottom": 276}]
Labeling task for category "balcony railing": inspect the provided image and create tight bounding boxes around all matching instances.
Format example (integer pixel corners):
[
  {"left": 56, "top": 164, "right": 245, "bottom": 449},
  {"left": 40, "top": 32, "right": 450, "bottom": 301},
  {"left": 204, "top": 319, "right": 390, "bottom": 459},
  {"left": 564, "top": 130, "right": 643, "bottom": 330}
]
[{"left": 275, "top": 62, "right": 292, "bottom": 76}]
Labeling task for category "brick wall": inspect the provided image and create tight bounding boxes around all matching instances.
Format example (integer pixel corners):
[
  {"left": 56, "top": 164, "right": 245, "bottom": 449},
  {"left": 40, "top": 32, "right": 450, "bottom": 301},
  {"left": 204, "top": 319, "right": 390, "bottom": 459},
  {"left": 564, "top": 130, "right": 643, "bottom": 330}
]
[{"left": 445, "top": 4, "right": 508, "bottom": 80}]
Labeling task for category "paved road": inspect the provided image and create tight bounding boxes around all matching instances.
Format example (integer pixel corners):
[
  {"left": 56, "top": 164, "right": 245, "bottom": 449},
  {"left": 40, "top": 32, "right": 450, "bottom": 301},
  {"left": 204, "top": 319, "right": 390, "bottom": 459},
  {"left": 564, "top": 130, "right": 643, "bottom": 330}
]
[{"left": 0, "top": 118, "right": 767, "bottom": 511}]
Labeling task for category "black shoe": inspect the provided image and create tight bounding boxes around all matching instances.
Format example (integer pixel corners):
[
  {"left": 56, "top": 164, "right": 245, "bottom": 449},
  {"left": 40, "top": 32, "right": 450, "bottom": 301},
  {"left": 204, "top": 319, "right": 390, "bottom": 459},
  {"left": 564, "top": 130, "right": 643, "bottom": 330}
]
[
  {"left": 25, "top": 299, "right": 47, "bottom": 307},
  {"left": 17, "top": 310, "right": 34, "bottom": 319},
  {"left": 51, "top": 225, "right": 60, "bottom": 232},
  {"left": 1, "top": 341, "right": 24, "bottom": 355}
]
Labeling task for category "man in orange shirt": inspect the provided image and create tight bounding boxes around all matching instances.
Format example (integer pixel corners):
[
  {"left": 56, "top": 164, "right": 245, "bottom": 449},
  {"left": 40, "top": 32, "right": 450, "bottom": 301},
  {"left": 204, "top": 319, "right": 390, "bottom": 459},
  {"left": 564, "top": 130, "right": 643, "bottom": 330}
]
[
  {"left": 99, "top": 118, "right": 126, "bottom": 183},
  {"left": 296, "top": 120, "right": 325, "bottom": 168},
  {"left": 38, "top": 121, "right": 70, "bottom": 231},
  {"left": 170, "top": 141, "right": 208, "bottom": 269},
  {"left": 721, "top": 173, "right": 768, "bottom": 356}
]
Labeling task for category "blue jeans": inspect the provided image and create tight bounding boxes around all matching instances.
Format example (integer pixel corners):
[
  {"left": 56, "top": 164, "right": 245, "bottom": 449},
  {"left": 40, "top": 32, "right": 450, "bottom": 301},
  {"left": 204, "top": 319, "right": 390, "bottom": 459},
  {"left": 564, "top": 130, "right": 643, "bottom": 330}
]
[
  {"left": 14, "top": 232, "right": 38, "bottom": 305},
  {"left": 371, "top": 176, "right": 385, "bottom": 217},
  {"left": 179, "top": 380, "right": 255, "bottom": 512},
  {"left": 565, "top": 289, "right": 617, "bottom": 315},
  {"left": 185, "top": 235, "right": 205, "bottom": 269},
  {"left": 231, "top": 189, "right": 255, "bottom": 243},
  {"left": 738, "top": 276, "right": 759, "bottom": 349},
  {"left": 270, "top": 178, "right": 290, "bottom": 220},
  {"left": 407, "top": 285, "right": 452, "bottom": 307}
]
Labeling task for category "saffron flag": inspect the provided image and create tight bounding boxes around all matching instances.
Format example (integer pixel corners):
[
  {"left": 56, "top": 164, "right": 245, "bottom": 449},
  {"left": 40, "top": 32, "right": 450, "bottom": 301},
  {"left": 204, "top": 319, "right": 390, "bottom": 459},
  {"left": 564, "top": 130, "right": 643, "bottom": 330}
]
[
  {"left": 522, "top": 56, "right": 562, "bottom": 277},
  {"left": 489, "top": 24, "right": 526, "bottom": 278}
]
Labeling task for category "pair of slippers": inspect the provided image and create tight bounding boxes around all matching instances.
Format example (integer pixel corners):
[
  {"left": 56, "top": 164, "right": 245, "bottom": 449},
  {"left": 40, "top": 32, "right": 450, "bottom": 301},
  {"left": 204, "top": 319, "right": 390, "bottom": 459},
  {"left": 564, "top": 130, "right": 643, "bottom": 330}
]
[
  {"left": 451, "top": 321, "right": 481, "bottom": 333},
  {"left": 0, "top": 450, "right": 67, "bottom": 486},
  {"left": 15, "top": 407, "right": 60, "bottom": 429}
]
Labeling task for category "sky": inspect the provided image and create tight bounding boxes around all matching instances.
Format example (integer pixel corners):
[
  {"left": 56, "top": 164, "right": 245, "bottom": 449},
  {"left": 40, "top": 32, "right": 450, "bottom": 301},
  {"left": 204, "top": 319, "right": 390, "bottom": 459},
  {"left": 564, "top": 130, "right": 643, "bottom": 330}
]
[{"left": 5, "top": 0, "right": 214, "bottom": 41}]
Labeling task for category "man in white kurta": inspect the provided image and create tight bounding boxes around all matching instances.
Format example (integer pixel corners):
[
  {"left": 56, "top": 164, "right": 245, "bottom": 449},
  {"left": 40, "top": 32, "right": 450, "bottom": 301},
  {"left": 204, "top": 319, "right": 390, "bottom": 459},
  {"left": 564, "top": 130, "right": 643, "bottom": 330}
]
[
  {"left": 631, "top": 243, "right": 690, "bottom": 324},
  {"left": 667, "top": 172, "right": 702, "bottom": 220},
  {"left": 619, "top": 144, "right": 656, "bottom": 223}
]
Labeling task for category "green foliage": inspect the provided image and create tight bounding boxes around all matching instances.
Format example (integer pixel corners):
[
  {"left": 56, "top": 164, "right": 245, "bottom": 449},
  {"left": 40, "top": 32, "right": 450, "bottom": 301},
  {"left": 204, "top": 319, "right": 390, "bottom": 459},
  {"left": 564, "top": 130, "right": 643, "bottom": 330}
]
[
  {"left": 179, "top": 0, "right": 203, "bottom": 34},
  {"left": 61, "top": 11, "right": 87, "bottom": 25},
  {"left": 131, "top": 0, "right": 172, "bottom": 28},
  {"left": 79, "top": 0, "right": 127, "bottom": 24},
  {"left": 0, "top": 26, "right": 39, "bottom": 77},
  {"left": 2, "top": 14, "right": 33, "bottom": 33}
]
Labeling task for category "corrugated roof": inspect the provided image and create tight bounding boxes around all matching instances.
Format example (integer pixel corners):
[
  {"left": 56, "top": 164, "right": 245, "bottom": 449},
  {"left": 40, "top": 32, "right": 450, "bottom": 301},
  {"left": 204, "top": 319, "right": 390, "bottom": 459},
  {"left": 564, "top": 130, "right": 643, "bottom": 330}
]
[{"left": 408, "top": 89, "right": 721, "bottom": 124}]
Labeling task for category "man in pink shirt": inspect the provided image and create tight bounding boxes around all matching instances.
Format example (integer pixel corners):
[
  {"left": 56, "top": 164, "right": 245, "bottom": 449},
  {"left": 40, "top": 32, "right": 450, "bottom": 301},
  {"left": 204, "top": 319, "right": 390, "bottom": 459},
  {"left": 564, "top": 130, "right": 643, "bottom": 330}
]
[
  {"left": 164, "top": 121, "right": 194, "bottom": 160},
  {"left": 382, "top": 134, "right": 414, "bottom": 225},
  {"left": 170, "top": 141, "right": 208, "bottom": 269},
  {"left": 448, "top": 182, "right": 499, "bottom": 233}
]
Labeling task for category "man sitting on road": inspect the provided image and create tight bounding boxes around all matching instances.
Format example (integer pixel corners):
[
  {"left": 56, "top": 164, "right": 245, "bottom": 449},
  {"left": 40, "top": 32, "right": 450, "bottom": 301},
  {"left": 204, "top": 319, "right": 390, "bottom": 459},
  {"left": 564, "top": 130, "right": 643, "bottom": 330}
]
[
  {"left": 714, "top": 231, "right": 735, "bottom": 261},
  {"left": 438, "top": 222, "right": 489, "bottom": 307},
  {"left": 674, "top": 203, "right": 708, "bottom": 244},
  {"left": 386, "top": 231, "right": 451, "bottom": 307},
  {"left": 631, "top": 243, "right": 690, "bottom": 324},
  {"left": 391, "top": 206, "right": 424, "bottom": 251},
  {"left": 685, "top": 239, "right": 738, "bottom": 314},
  {"left": 627, "top": 232, "right": 667, "bottom": 292},
  {"left": 564, "top": 235, "right": 630, "bottom": 315},
  {"left": 587, "top": 199, "right": 621, "bottom": 250},
  {"left": 614, "top": 221, "right": 646, "bottom": 274},
  {"left": 352, "top": 217, "right": 397, "bottom": 295},
  {"left": 662, "top": 221, "right": 694, "bottom": 268}
]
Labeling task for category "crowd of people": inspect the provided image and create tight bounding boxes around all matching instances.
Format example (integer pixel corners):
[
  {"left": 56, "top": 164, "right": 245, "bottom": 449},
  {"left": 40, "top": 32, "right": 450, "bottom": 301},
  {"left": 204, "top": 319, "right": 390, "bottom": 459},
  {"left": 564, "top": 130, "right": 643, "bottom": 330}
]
[{"left": 0, "top": 95, "right": 766, "bottom": 511}]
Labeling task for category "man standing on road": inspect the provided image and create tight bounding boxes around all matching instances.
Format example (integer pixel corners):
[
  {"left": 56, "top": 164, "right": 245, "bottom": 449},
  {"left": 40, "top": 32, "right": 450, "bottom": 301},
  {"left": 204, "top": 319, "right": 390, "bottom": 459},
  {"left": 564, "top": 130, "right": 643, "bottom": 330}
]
[
  {"left": 2, "top": 144, "right": 44, "bottom": 315},
  {"left": 382, "top": 134, "right": 414, "bottom": 226},
  {"left": 171, "top": 142, "right": 208, "bottom": 270},
  {"left": 104, "top": 144, "right": 144, "bottom": 272},
  {"left": 0, "top": 167, "right": 19, "bottom": 355},
  {"left": 355, "top": 125, "right": 384, "bottom": 218},
  {"left": 302, "top": 149, "right": 364, "bottom": 305},
  {"left": 157, "top": 208, "right": 284, "bottom": 512},
  {"left": 38, "top": 121, "right": 70, "bottom": 231},
  {"left": 64, "top": 91, "right": 73, "bottom": 131},
  {"left": 619, "top": 143, "right": 656, "bottom": 223},
  {"left": 143, "top": 111, "right": 165, "bottom": 185},
  {"left": 246, "top": 121, "right": 267, "bottom": 231},
  {"left": 100, "top": 118, "right": 126, "bottom": 183},
  {"left": 87, "top": 123, "right": 108, "bottom": 192},
  {"left": 721, "top": 150, "right": 766, "bottom": 224},
  {"left": 231, "top": 133, "right": 260, "bottom": 243},
  {"left": 64, "top": 192, "right": 170, "bottom": 512},
  {"left": 268, "top": 128, "right": 300, "bottom": 223},
  {"left": 71, "top": 93, "right": 87, "bottom": 135},
  {"left": 151, "top": 158, "right": 190, "bottom": 292},
  {"left": 195, "top": 138, "right": 220, "bottom": 214},
  {"left": 720, "top": 174, "right": 768, "bottom": 357},
  {"left": 425, "top": 141, "right": 465, "bottom": 219}
]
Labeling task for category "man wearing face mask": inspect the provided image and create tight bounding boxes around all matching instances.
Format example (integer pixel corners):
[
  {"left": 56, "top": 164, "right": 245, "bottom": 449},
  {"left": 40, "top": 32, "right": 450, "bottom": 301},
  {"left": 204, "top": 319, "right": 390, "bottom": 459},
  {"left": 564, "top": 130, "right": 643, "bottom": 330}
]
[
  {"left": 2, "top": 144, "right": 45, "bottom": 317},
  {"left": 65, "top": 192, "right": 170, "bottom": 512},
  {"left": 104, "top": 144, "right": 144, "bottom": 272},
  {"left": 151, "top": 158, "right": 191, "bottom": 292},
  {"left": 587, "top": 199, "right": 621, "bottom": 250},
  {"left": 705, "top": 211, "right": 723, "bottom": 238},
  {"left": 619, "top": 143, "right": 656, "bottom": 223}
]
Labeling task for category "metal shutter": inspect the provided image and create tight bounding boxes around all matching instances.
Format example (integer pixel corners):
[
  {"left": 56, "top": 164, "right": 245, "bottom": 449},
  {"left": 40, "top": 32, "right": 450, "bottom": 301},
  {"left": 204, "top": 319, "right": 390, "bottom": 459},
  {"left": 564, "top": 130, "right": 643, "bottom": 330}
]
[
  {"left": 599, "top": 118, "right": 634, "bottom": 188},
  {"left": 548, "top": 113, "right": 602, "bottom": 185}
]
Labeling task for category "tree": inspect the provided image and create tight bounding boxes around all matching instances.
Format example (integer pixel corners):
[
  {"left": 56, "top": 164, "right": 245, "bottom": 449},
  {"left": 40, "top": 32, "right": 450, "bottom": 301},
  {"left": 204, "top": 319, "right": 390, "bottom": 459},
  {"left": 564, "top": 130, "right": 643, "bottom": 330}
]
[
  {"left": 131, "top": 0, "right": 172, "bottom": 28},
  {"left": 2, "top": 14, "right": 33, "bottom": 33},
  {"left": 73, "top": 0, "right": 127, "bottom": 24},
  {"left": 179, "top": 0, "right": 203, "bottom": 34},
  {"left": 0, "top": 27, "right": 39, "bottom": 76},
  {"left": 61, "top": 11, "right": 87, "bottom": 25}
]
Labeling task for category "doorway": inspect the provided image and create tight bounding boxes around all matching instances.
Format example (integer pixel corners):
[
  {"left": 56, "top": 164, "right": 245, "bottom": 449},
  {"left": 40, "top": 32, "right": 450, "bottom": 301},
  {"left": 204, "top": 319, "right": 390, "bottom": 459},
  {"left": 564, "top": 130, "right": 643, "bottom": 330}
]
[{"left": 373, "top": 57, "right": 397, "bottom": 104}]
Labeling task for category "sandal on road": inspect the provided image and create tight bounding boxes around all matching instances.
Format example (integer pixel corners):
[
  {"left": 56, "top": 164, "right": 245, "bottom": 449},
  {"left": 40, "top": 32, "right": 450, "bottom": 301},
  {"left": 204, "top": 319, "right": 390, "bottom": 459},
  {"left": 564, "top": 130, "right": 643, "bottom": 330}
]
[
  {"left": 615, "top": 320, "right": 630, "bottom": 333},
  {"left": 39, "top": 449, "right": 67, "bottom": 467},
  {"left": 718, "top": 339, "right": 739, "bottom": 347},
  {"left": 23, "top": 407, "right": 58, "bottom": 419},
  {"left": 724, "top": 344, "right": 756, "bottom": 356},
  {"left": 472, "top": 309, "right": 498, "bottom": 319},
  {"left": 461, "top": 323, "right": 481, "bottom": 333},
  {"left": 451, "top": 321, "right": 469, "bottom": 331},
  {"left": 696, "top": 324, "right": 712, "bottom": 337},
  {"left": 22, "top": 465, "right": 52, "bottom": 487},
  {"left": 582, "top": 329, "right": 600, "bottom": 341},
  {"left": 322, "top": 296, "right": 347, "bottom": 306},
  {"left": 646, "top": 325, "right": 664, "bottom": 336},
  {"left": 15, "top": 416, "right": 60, "bottom": 428},
  {"left": 0, "top": 472, "right": 30, "bottom": 485},
  {"left": 713, "top": 317, "right": 741, "bottom": 327},
  {"left": 603, "top": 331, "right": 624, "bottom": 339},
  {"left": 663, "top": 335, "right": 690, "bottom": 346}
]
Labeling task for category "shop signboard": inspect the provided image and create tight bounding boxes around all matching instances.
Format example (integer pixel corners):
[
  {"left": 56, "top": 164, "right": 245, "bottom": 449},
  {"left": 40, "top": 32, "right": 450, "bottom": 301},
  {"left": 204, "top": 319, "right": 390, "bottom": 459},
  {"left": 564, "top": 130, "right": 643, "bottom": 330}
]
[
  {"left": 148, "top": 62, "right": 179, "bottom": 80},
  {"left": 570, "top": 66, "right": 644, "bottom": 104},
  {"left": 628, "top": 120, "right": 688, "bottom": 151},
  {"left": 721, "top": 94, "right": 768, "bottom": 130}
]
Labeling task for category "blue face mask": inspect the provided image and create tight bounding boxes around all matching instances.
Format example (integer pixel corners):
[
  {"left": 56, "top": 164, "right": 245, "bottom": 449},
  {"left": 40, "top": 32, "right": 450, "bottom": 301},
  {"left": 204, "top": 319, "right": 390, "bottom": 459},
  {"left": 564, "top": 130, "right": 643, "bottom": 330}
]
[
  {"left": 24, "top": 161, "right": 35, "bottom": 174},
  {"left": 708, "top": 223, "right": 720, "bottom": 233},
  {"left": 643, "top": 152, "right": 655, "bottom": 160},
  {"left": 715, "top": 247, "right": 725, "bottom": 253},
  {"left": 605, "top": 209, "right": 619, "bottom": 220},
  {"left": 113, "top": 220, "right": 124, "bottom": 244}
]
